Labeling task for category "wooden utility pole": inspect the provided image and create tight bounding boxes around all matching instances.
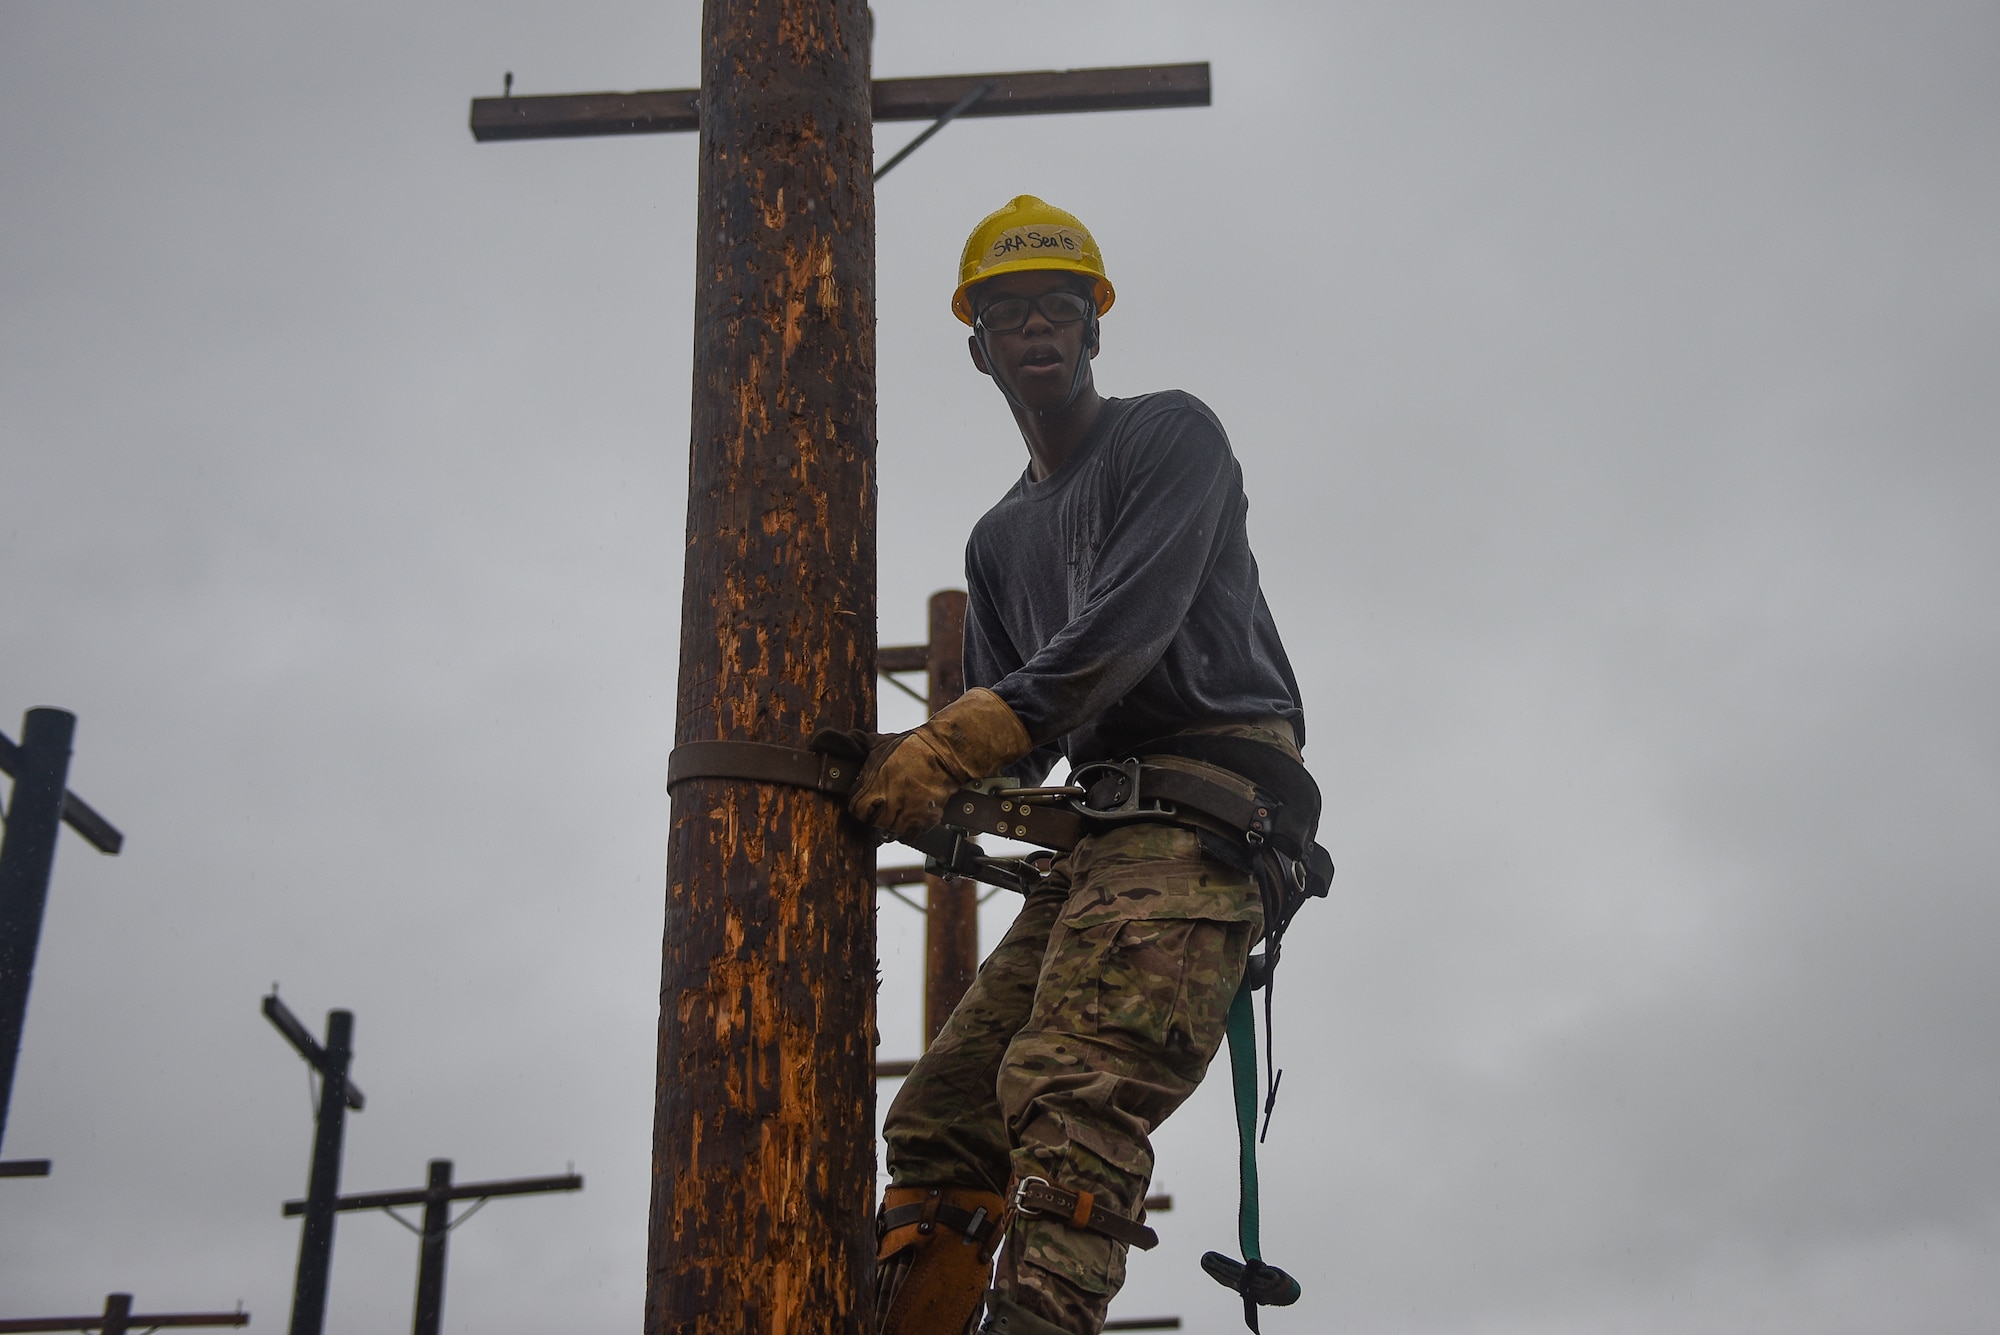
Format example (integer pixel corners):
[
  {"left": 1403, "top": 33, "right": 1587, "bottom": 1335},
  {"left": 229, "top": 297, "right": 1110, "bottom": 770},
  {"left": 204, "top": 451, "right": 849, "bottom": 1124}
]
[
  {"left": 262, "top": 994, "right": 364, "bottom": 1335},
  {"left": 0, "top": 708, "right": 123, "bottom": 1177},
  {"left": 280, "top": 1158, "right": 582, "bottom": 1335},
  {"left": 648, "top": 4, "right": 877, "bottom": 1333}
]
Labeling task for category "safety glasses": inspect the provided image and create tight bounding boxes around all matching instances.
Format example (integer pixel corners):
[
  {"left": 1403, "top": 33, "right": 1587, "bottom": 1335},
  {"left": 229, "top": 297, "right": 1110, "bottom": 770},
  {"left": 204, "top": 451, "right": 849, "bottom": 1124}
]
[{"left": 974, "top": 290, "right": 1094, "bottom": 334}]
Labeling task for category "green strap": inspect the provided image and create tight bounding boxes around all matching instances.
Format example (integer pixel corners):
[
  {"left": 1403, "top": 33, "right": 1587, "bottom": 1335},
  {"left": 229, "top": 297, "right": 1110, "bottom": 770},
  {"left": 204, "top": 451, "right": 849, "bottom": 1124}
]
[{"left": 1225, "top": 975, "right": 1262, "bottom": 1263}]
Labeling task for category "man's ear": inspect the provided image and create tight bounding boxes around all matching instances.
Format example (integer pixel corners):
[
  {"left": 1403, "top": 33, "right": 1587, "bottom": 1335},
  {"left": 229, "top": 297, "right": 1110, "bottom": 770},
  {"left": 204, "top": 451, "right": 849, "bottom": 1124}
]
[{"left": 968, "top": 334, "right": 993, "bottom": 377}]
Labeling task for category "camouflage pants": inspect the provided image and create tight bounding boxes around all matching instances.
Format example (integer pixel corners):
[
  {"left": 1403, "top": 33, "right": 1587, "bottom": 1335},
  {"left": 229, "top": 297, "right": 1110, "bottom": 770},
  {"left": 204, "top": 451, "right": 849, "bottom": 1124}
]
[{"left": 883, "top": 821, "right": 1262, "bottom": 1333}]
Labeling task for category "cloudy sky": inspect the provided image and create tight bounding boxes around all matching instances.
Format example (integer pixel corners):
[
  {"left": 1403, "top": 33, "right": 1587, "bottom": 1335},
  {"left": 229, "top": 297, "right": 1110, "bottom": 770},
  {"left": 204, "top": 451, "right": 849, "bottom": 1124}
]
[{"left": 4, "top": 2, "right": 1997, "bottom": 1332}]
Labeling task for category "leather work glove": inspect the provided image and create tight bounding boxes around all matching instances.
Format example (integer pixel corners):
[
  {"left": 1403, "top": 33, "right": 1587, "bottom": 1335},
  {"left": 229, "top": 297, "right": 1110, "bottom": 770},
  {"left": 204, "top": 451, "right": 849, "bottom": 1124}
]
[
  {"left": 809, "top": 726, "right": 886, "bottom": 767},
  {"left": 848, "top": 687, "right": 1032, "bottom": 839}
]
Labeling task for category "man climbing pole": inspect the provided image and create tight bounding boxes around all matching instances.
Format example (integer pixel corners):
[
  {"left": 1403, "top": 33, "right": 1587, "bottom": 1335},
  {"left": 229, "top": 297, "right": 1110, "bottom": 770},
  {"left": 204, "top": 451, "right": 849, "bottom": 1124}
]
[{"left": 854, "top": 196, "right": 1319, "bottom": 1335}]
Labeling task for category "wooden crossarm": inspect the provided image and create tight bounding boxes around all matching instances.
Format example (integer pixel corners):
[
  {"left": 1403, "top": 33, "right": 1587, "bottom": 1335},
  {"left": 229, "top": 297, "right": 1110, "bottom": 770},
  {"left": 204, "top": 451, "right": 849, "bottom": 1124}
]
[
  {"left": 282, "top": 1171, "right": 582, "bottom": 1216},
  {"left": 0, "top": 731, "right": 122, "bottom": 854},
  {"left": 0, "top": 1314, "right": 246, "bottom": 1333},
  {"left": 470, "top": 63, "right": 1210, "bottom": 142},
  {"left": 260, "top": 995, "right": 365, "bottom": 1109}
]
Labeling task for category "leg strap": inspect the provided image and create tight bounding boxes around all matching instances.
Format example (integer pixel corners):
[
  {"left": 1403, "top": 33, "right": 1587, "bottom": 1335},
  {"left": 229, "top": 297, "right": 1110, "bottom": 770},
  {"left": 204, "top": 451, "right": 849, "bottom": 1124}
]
[
  {"left": 878, "top": 1187, "right": 1009, "bottom": 1260},
  {"left": 1008, "top": 1175, "right": 1158, "bottom": 1251}
]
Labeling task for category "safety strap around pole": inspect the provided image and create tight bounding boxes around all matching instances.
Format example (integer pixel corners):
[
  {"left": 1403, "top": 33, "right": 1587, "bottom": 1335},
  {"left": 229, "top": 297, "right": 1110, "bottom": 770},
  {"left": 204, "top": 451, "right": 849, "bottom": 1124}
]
[
  {"left": 667, "top": 739, "right": 859, "bottom": 796},
  {"left": 666, "top": 739, "right": 1085, "bottom": 851}
]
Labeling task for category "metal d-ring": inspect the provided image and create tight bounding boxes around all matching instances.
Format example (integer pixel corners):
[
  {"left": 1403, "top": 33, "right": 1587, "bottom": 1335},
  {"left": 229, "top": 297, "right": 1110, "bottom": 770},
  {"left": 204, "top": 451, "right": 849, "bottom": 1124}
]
[{"left": 1068, "top": 759, "right": 1178, "bottom": 824}]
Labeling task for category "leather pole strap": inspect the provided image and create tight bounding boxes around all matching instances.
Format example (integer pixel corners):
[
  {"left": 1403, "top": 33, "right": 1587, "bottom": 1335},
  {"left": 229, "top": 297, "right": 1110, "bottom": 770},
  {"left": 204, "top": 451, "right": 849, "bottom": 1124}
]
[
  {"left": 664, "top": 740, "right": 1306, "bottom": 869},
  {"left": 1011, "top": 1176, "right": 1159, "bottom": 1251},
  {"left": 667, "top": 740, "right": 859, "bottom": 797},
  {"left": 666, "top": 740, "right": 1086, "bottom": 848}
]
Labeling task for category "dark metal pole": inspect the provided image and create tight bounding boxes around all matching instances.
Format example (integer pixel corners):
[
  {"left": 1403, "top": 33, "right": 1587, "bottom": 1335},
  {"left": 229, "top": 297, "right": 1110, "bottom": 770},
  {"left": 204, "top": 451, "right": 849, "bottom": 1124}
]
[
  {"left": 646, "top": 0, "right": 877, "bottom": 1330},
  {"left": 922, "top": 591, "right": 978, "bottom": 1048},
  {"left": 411, "top": 1159, "right": 451, "bottom": 1335},
  {"left": 289, "top": 1010, "right": 353, "bottom": 1335},
  {"left": 99, "top": 1295, "right": 130, "bottom": 1335},
  {"left": 0, "top": 708, "right": 76, "bottom": 1152}
]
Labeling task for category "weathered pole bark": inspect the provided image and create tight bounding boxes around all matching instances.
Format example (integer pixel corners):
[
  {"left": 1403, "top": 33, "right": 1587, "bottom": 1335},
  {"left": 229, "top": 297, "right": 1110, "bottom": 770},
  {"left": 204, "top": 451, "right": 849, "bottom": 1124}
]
[
  {"left": 647, "top": 1, "right": 877, "bottom": 1332},
  {"left": 921, "top": 591, "right": 977, "bottom": 1049}
]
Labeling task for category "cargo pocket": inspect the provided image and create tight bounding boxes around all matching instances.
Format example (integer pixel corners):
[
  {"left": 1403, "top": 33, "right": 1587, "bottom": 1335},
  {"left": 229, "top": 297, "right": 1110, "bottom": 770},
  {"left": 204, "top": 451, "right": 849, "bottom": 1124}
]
[
  {"left": 1089, "top": 916, "right": 1199, "bottom": 1052},
  {"left": 1061, "top": 823, "right": 1264, "bottom": 928}
]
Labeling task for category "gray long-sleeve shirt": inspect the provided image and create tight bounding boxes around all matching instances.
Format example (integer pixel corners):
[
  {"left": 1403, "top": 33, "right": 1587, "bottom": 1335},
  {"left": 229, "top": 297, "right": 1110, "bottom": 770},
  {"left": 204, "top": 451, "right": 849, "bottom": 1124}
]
[{"left": 964, "top": 391, "right": 1305, "bottom": 785}]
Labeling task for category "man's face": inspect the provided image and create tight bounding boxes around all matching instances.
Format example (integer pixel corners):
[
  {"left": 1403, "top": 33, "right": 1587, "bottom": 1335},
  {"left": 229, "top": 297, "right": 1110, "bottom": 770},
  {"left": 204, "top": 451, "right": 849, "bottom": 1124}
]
[{"left": 967, "top": 270, "right": 1098, "bottom": 412}]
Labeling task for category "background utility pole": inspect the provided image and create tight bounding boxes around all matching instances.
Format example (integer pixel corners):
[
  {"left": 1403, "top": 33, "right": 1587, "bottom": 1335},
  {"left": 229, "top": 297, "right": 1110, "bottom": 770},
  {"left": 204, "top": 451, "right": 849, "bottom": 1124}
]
[
  {"left": 875, "top": 594, "right": 1182, "bottom": 1334},
  {"left": 0, "top": 707, "right": 122, "bottom": 1176},
  {"left": 0, "top": 1293, "right": 247, "bottom": 1335},
  {"left": 648, "top": 3, "right": 876, "bottom": 1333},
  {"left": 263, "top": 993, "right": 364, "bottom": 1335},
  {"left": 918, "top": 591, "right": 974, "bottom": 1045},
  {"left": 280, "top": 1158, "right": 582, "bottom": 1335},
  {"left": 877, "top": 591, "right": 975, "bottom": 1046}
]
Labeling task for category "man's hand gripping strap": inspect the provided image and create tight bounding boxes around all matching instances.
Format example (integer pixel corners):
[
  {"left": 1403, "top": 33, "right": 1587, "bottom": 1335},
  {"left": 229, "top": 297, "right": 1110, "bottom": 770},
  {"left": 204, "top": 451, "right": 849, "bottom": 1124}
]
[
  {"left": 665, "top": 736, "right": 1327, "bottom": 908},
  {"left": 666, "top": 736, "right": 1071, "bottom": 896}
]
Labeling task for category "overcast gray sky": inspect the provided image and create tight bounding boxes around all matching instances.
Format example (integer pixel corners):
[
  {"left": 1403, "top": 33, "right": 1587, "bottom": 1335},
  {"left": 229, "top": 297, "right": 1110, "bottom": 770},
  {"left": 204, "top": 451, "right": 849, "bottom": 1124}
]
[{"left": 4, "top": 2, "right": 1998, "bottom": 1332}]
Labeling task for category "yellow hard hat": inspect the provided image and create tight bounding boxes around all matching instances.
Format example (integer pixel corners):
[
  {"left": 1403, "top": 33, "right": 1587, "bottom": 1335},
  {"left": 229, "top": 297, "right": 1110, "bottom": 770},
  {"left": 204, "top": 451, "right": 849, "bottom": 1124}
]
[{"left": 952, "top": 195, "right": 1115, "bottom": 326}]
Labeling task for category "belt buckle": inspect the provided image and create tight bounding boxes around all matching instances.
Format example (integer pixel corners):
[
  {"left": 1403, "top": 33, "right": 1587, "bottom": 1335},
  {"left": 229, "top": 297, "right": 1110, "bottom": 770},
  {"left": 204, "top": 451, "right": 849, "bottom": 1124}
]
[{"left": 1011, "top": 1176, "right": 1051, "bottom": 1216}]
